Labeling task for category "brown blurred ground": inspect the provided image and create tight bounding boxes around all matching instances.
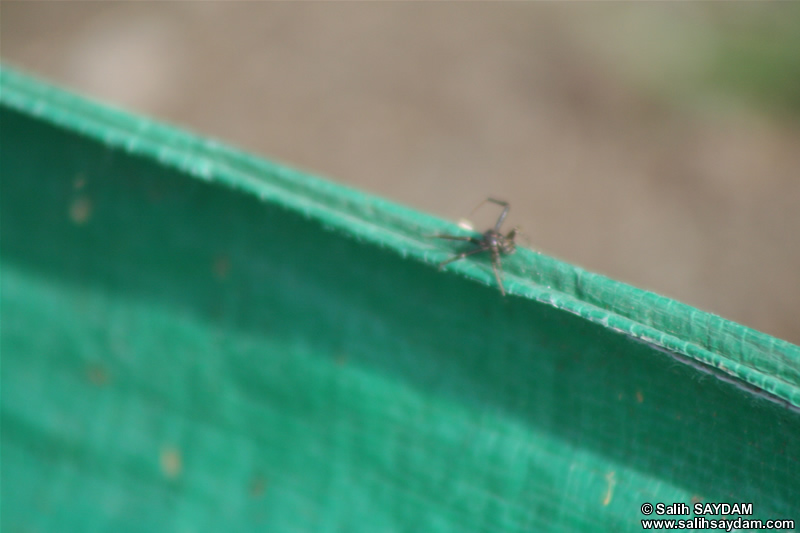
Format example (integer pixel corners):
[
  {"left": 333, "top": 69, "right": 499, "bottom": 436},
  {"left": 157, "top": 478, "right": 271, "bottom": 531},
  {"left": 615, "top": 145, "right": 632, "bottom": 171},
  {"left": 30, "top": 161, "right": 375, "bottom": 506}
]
[{"left": 2, "top": 3, "right": 799, "bottom": 343}]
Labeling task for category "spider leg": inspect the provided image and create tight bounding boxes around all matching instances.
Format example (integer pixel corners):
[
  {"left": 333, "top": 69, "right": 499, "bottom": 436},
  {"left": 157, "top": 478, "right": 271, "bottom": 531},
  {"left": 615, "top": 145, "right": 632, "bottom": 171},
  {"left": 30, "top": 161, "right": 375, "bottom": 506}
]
[
  {"left": 438, "top": 247, "right": 486, "bottom": 270},
  {"left": 486, "top": 198, "right": 510, "bottom": 233},
  {"left": 431, "top": 234, "right": 482, "bottom": 244},
  {"left": 490, "top": 249, "right": 507, "bottom": 296}
]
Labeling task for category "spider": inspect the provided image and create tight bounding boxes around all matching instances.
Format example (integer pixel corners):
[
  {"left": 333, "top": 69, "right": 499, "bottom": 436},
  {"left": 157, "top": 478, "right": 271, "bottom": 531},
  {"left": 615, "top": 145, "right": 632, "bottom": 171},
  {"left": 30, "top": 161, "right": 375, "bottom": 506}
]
[{"left": 432, "top": 198, "right": 519, "bottom": 296}]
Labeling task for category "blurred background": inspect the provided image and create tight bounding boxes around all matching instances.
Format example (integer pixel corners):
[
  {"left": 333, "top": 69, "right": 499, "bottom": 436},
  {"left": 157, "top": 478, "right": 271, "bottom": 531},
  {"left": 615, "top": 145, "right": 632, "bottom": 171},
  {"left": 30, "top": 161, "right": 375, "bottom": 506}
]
[{"left": 2, "top": 2, "right": 799, "bottom": 344}]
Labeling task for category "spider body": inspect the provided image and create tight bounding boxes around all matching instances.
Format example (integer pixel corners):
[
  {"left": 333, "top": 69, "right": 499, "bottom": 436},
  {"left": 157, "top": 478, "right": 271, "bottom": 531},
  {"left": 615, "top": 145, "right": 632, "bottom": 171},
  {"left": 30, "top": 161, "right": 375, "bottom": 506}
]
[
  {"left": 480, "top": 228, "right": 517, "bottom": 256},
  {"left": 433, "top": 198, "right": 519, "bottom": 296}
]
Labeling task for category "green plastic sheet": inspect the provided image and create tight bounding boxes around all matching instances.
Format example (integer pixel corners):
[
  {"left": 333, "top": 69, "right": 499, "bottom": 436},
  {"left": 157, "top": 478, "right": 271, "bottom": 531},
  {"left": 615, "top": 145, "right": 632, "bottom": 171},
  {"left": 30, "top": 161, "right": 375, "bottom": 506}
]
[{"left": 2, "top": 65, "right": 798, "bottom": 531}]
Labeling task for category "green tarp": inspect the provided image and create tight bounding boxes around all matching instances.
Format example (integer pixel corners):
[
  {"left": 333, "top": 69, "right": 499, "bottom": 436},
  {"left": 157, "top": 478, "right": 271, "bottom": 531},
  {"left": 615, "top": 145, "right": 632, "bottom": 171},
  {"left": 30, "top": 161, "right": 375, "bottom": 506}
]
[{"left": 2, "top": 65, "right": 798, "bottom": 531}]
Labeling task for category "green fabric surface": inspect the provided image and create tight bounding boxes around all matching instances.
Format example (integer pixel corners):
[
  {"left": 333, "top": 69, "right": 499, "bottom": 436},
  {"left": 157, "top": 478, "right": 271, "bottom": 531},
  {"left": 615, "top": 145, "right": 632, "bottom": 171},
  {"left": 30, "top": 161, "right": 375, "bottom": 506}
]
[{"left": 2, "top": 65, "right": 799, "bottom": 531}]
